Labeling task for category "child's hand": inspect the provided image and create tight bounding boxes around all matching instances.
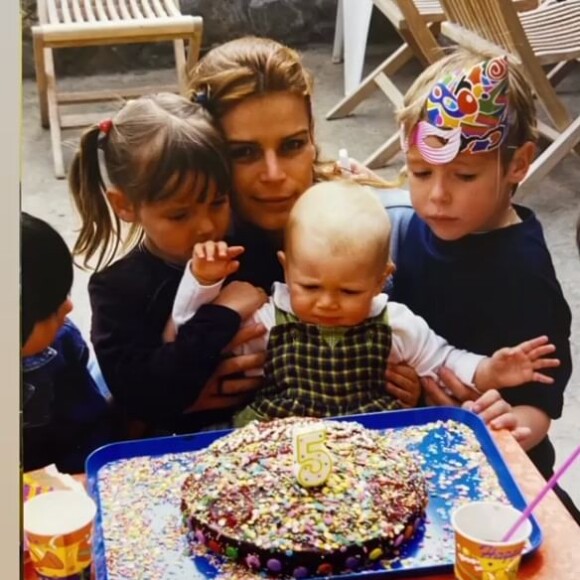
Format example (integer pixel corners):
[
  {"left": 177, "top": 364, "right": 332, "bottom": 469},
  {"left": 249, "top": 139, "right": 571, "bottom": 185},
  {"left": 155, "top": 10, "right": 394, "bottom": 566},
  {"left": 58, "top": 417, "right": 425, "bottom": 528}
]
[
  {"left": 212, "top": 281, "right": 268, "bottom": 320},
  {"left": 192, "top": 241, "right": 245, "bottom": 286},
  {"left": 464, "top": 390, "right": 532, "bottom": 444},
  {"left": 474, "top": 336, "right": 560, "bottom": 392}
]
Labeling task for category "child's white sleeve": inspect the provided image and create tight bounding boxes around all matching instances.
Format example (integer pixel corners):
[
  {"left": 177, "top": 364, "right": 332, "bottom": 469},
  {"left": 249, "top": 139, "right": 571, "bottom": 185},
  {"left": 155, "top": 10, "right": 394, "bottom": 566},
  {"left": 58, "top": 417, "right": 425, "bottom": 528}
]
[
  {"left": 172, "top": 261, "right": 225, "bottom": 327},
  {"left": 171, "top": 263, "right": 274, "bottom": 376},
  {"left": 387, "top": 301, "right": 485, "bottom": 389}
]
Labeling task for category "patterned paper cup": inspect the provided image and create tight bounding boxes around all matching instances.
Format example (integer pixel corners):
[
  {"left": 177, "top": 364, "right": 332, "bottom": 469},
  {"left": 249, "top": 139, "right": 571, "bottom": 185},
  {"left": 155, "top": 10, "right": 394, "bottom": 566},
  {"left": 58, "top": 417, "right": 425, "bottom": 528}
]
[
  {"left": 23, "top": 490, "right": 97, "bottom": 579},
  {"left": 452, "top": 502, "right": 532, "bottom": 580}
]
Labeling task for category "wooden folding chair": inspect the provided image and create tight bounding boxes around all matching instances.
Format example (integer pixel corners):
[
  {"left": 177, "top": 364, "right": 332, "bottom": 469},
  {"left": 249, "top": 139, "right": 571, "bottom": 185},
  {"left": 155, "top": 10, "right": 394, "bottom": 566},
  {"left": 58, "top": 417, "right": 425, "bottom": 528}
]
[
  {"left": 326, "top": 0, "right": 539, "bottom": 170},
  {"left": 32, "top": 0, "right": 203, "bottom": 179},
  {"left": 438, "top": 0, "right": 580, "bottom": 188},
  {"left": 521, "top": 116, "right": 580, "bottom": 191}
]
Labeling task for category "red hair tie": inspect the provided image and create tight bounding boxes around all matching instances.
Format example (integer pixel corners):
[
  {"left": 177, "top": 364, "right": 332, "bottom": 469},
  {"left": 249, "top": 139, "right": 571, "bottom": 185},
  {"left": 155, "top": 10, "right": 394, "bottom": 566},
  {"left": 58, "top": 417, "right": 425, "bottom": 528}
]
[{"left": 98, "top": 119, "right": 113, "bottom": 135}]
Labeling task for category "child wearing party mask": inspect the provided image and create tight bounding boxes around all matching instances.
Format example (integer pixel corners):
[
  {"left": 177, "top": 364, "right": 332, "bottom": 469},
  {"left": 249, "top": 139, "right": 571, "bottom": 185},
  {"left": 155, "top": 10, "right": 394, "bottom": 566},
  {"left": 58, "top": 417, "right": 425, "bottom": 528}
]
[
  {"left": 171, "top": 181, "right": 560, "bottom": 426},
  {"left": 390, "top": 50, "right": 577, "bottom": 522}
]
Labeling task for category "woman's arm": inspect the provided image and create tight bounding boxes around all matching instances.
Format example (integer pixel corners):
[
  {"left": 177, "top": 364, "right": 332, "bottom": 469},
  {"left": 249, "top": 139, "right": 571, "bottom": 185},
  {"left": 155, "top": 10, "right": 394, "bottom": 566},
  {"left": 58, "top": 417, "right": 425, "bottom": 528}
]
[{"left": 183, "top": 324, "right": 268, "bottom": 414}]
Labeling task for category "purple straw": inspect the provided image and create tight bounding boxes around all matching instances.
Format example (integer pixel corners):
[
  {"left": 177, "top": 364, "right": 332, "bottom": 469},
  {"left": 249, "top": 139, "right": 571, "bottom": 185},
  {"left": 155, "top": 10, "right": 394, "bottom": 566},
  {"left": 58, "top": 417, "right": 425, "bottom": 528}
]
[{"left": 502, "top": 443, "right": 580, "bottom": 542}]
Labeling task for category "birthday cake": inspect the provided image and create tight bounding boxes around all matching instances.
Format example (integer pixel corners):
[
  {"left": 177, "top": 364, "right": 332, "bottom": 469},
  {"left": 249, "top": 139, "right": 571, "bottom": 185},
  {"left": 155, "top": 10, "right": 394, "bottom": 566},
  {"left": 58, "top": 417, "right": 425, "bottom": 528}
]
[{"left": 181, "top": 417, "right": 429, "bottom": 577}]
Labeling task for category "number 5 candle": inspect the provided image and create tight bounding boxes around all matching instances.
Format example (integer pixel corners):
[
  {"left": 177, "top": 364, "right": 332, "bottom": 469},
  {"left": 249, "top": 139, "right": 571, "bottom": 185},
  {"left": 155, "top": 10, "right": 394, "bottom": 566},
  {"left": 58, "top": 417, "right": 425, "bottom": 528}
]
[{"left": 293, "top": 424, "right": 334, "bottom": 488}]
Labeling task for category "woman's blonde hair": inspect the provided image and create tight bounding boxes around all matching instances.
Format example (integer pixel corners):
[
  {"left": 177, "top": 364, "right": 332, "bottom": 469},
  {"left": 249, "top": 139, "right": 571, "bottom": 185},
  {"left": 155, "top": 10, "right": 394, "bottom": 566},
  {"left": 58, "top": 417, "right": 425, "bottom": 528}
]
[
  {"left": 189, "top": 36, "right": 396, "bottom": 189},
  {"left": 397, "top": 48, "right": 538, "bottom": 165},
  {"left": 189, "top": 37, "right": 312, "bottom": 123},
  {"left": 69, "top": 93, "right": 231, "bottom": 270}
]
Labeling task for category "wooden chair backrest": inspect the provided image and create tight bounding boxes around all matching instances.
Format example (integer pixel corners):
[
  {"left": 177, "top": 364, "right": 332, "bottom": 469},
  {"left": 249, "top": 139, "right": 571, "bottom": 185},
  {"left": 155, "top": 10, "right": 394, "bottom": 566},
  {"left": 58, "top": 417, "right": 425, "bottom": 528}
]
[
  {"left": 373, "top": 0, "right": 445, "bottom": 65},
  {"left": 40, "top": 0, "right": 182, "bottom": 25},
  {"left": 439, "top": 0, "right": 531, "bottom": 56}
]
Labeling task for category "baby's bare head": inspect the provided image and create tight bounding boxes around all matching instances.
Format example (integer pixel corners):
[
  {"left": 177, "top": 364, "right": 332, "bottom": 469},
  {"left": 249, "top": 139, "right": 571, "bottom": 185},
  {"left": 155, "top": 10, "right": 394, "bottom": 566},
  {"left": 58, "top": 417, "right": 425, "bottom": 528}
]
[{"left": 285, "top": 181, "right": 393, "bottom": 274}]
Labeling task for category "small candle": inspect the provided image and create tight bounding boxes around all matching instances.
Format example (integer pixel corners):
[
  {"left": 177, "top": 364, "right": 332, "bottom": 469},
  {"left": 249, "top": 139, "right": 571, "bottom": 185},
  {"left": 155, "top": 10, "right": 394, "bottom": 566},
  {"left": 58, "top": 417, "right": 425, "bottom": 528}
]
[{"left": 293, "top": 424, "right": 333, "bottom": 488}]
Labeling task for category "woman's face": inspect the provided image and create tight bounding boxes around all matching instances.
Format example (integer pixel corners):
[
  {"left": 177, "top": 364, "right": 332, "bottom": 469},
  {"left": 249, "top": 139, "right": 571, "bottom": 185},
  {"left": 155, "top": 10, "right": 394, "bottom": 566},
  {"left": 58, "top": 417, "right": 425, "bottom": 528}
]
[{"left": 220, "top": 92, "right": 316, "bottom": 232}]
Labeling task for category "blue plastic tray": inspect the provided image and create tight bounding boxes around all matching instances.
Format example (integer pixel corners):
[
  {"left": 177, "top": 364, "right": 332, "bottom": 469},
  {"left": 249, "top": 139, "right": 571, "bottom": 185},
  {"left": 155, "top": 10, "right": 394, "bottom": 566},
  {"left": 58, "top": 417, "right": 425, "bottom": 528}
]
[{"left": 87, "top": 407, "right": 542, "bottom": 579}]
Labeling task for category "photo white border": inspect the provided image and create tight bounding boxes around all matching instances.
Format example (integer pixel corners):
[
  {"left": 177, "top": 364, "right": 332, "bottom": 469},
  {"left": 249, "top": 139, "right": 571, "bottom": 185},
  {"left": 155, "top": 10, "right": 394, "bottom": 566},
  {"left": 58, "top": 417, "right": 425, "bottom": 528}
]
[{"left": 0, "top": 1, "right": 22, "bottom": 578}]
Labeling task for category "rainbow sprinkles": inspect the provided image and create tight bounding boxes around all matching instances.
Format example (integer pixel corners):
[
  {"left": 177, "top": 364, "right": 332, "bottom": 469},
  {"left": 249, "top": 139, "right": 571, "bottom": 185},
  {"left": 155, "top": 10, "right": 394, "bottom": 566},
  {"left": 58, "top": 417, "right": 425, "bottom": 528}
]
[
  {"left": 95, "top": 417, "right": 511, "bottom": 579},
  {"left": 181, "top": 417, "right": 429, "bottom": 577}
]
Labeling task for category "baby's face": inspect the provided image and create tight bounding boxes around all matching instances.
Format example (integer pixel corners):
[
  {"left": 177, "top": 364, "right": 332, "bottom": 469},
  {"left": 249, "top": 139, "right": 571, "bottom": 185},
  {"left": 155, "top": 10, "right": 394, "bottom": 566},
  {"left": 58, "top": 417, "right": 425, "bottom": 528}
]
[{"left": 282, "top": 238, "right": 386, "bottom": 327}]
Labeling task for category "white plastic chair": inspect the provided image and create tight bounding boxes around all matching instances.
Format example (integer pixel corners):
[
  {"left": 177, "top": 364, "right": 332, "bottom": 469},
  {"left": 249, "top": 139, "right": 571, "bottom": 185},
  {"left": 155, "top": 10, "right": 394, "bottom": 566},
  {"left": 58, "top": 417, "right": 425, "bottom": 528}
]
[
  {"left": 332, "top": 0, "right": 375, "bottom": 95},
  {"left": 330, "top": 0, "right": 445, "bottom": 168}
]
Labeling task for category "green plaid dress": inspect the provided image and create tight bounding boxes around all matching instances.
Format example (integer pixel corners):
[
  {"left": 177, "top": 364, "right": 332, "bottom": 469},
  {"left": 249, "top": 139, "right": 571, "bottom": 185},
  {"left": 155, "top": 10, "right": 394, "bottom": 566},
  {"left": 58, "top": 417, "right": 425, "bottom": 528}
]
[{"left": 250, "top": 305, "right": 402, "bottom": 419}]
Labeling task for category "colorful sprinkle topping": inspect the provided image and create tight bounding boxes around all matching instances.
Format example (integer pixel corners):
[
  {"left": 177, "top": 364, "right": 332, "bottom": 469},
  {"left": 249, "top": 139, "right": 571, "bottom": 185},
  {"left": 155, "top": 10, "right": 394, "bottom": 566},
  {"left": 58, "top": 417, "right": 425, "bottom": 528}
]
[{"left": 95, "top": 419, "right": 511, "bottom": 578}]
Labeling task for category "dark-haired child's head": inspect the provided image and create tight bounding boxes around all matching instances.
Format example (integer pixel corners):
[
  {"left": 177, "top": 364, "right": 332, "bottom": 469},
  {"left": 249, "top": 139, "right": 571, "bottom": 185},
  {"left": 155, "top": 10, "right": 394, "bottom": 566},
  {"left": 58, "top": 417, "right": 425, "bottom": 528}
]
[{"left": 21, "top": 213, "right": 73, "bottom": 356}]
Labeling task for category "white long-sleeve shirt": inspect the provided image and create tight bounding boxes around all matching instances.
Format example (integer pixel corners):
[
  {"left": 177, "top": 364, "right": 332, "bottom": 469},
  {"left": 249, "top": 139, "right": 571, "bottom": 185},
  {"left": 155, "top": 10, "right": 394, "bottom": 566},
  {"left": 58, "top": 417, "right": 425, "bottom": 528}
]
[{"left": 172, "top": 267, "right": 485, "bottom": 389}]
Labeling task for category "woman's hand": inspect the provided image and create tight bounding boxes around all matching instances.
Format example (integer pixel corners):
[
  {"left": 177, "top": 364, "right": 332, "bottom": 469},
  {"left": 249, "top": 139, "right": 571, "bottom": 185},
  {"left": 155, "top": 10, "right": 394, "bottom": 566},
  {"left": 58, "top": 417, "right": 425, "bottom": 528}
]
[
  {"left": 422, "top": 366, "right": 479, "bottom": 407},
  {"left": 334, "top": 157, "right": 383, "bottom": 182},
  {"left": 186, "top": 353, "right": 265, "bottom": 412},
  {"left": 422, "top": 368, "right": 531, "bottom": 443},
  {"left": 184, "top": 323, "right": 267, "bottom": 413},
  {"left": 385, "top": 364, "right": 421, "bottom": 408}
]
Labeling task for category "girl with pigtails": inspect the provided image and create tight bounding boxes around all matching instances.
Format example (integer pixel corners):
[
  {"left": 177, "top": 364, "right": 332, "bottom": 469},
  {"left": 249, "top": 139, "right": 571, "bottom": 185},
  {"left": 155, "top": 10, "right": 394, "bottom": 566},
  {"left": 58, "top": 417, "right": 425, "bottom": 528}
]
[{"left": 69, "top": 93, "right": 266, "bottom": 436}]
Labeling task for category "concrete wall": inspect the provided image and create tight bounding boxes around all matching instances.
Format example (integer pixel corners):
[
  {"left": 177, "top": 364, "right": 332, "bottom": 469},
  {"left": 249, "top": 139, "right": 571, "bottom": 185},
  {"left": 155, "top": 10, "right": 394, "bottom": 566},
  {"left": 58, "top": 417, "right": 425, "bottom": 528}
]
[{"left": 21, "top": 0, "right": 395, "bottom": 78}]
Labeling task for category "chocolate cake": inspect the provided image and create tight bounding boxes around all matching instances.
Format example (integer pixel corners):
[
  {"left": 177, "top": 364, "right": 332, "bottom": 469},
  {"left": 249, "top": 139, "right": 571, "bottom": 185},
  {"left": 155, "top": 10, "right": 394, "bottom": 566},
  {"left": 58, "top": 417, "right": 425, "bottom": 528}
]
[{"left": 181, "top": 417, "right": 429, "bottom": 577}]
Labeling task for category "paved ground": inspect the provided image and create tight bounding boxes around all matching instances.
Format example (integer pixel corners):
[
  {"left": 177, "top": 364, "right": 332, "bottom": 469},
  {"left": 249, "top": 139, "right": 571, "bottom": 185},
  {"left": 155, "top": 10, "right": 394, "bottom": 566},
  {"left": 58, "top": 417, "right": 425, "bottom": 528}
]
[{"left": 21, "top": 43, "right": 580, "bottom": 506}]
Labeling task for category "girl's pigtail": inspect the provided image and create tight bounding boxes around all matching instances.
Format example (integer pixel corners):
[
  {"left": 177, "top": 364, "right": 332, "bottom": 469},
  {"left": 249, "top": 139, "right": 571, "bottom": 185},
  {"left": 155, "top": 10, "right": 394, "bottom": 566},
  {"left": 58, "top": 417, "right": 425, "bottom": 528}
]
[{"left": 69, "top": 123, "right": 121, "bottom": 271}]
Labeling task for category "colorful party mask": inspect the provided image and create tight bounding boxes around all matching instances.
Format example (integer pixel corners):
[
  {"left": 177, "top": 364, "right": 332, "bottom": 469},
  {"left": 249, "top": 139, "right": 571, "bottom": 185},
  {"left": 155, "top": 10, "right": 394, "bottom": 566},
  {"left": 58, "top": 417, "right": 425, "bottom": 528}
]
[{"left": 401, "top": 56, "right": 511, "bottom": 164}]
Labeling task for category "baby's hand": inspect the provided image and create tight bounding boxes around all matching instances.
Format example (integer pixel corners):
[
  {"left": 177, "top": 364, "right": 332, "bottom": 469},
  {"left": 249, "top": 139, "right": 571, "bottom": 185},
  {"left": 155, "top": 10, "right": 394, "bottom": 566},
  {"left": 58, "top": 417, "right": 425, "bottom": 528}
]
[
  {"left": 212, "top": 281, "right": 268, "bottom": 320},
  {"left": 475, "top": 336, "right": 560, "bottom": 392},
  {"left": 192, "top": 241, "right": 245, "bottom": 285}
]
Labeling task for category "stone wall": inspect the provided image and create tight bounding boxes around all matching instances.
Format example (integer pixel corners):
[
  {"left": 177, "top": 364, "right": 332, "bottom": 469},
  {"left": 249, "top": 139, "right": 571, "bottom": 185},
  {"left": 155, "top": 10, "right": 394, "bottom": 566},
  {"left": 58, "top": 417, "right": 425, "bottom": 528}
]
[{"left": 21, "top": 0, "right": 395, "bottom": 78}]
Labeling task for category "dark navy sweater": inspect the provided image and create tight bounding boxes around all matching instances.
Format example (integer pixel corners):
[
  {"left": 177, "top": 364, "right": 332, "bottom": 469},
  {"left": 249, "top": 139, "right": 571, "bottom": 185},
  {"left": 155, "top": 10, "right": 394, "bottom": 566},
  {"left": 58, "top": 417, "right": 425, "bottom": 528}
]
[
  {"left": 391, "top": 205, "right": 572, "bottom": 421},
  {"left": 89, "top": 245, "right": 242, "bottom": 432}
]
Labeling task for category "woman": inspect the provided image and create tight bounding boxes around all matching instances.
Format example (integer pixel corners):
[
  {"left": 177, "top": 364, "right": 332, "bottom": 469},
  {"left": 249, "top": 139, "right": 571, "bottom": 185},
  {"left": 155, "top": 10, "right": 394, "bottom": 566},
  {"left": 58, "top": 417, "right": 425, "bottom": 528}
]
[
  {"left": 185, "top": 36, "right": 525, "bottom": 436},
  {"left": 189, "top": 37, "right": 412, "bottom": 292}
]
